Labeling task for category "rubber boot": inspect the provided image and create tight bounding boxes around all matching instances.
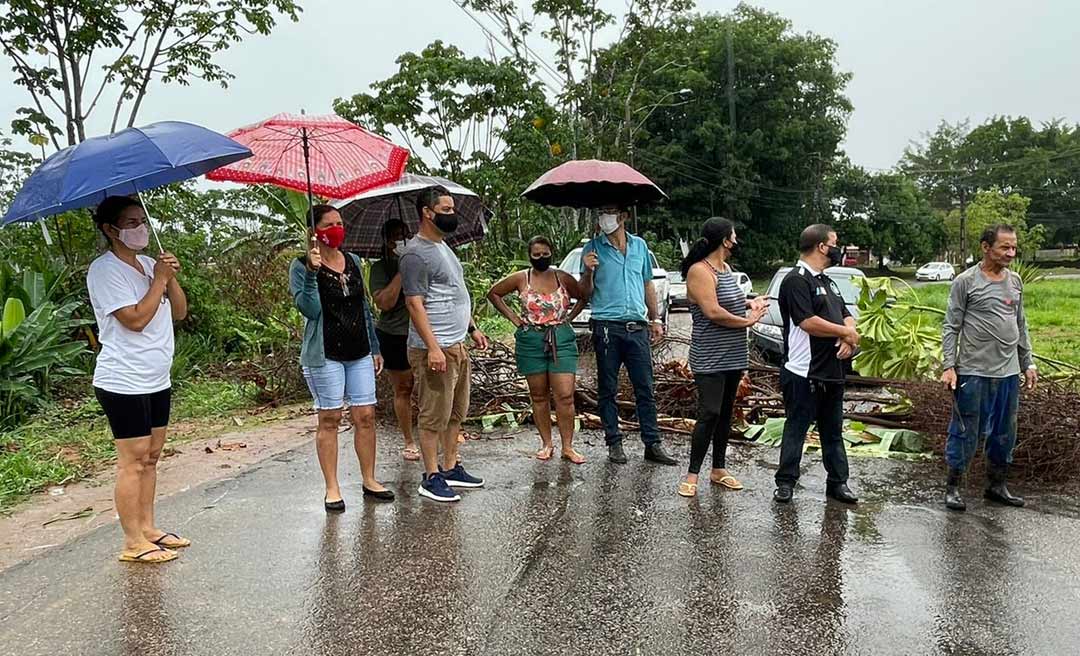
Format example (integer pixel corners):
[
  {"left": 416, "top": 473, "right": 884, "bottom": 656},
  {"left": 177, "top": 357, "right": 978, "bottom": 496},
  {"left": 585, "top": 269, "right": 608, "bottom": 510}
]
[
  {"left": 984, "top": 465, "right": 1025, "bottom": 507},
  {"left": 944, "top": 468, "right": 966, "bottom": 511}
]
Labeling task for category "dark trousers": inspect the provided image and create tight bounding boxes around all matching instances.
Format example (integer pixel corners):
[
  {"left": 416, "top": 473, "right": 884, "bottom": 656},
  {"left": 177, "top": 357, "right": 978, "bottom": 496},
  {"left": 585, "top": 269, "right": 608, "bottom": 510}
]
[
  {"left": 945, "top": 374, "right": 1020, "bottom": 471},
  {"left": 775, "top": 368, "right": 849, "bottom": 487},
  {"left": 687, "top": 371, "right": 743, "bottom": 474},
  {"left": 592, "top": 320, "right": 659, "bottom": 447}
]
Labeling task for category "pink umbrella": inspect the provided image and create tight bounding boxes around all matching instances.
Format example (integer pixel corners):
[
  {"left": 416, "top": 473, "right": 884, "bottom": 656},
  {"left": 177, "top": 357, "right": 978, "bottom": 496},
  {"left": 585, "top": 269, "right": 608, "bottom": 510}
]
[
  {"left": 207, "top": 113, "right": 409, "bottom": 226},
  {"left": 522, "top": 159, "right": 666, "bottom": 208}
]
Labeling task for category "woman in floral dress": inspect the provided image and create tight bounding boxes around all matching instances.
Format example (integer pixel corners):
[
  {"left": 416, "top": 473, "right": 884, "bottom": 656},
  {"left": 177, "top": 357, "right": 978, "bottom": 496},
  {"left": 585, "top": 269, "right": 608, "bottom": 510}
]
[{"left": 488, "top": 236, "right": 588, "bottom": 462}]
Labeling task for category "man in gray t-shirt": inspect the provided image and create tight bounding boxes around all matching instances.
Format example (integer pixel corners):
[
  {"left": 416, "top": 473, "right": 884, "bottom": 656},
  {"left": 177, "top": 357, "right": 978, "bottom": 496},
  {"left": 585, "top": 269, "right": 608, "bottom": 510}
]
[
  {"left": 400, "top": 185, "right": 489, "bottom": 503},
  {"left": 940, "top": 224, "right": 1037, "bottom": 512}
]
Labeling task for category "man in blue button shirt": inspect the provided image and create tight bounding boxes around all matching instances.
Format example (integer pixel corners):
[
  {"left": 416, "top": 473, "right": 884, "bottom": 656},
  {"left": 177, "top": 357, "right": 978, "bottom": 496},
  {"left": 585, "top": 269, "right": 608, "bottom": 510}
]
[{"left": 578, "top": 205, "right": 677, "bottom": 465}]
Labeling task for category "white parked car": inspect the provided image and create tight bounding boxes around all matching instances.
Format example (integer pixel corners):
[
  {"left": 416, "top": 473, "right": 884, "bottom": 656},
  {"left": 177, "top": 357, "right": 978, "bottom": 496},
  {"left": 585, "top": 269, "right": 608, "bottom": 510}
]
[
  {"left": 559, "top": 246, "right": 670, "bottom": 335},
  {"left": 916, "top": 261, "right": 956, "bottom": 281},
  {"left": 668, "top": 271, "right": 688, "bottom": 309},
  {"left": 667, "top": 268, "right": 750, "bottom": 310}
]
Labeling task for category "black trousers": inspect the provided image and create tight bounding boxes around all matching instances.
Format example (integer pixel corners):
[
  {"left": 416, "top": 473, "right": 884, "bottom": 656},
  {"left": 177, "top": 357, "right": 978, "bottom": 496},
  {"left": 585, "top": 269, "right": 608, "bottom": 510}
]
[
  {"left": 775, "top": 368, "right": 849, "bottom": 487},
  {"left": 687, "top": 370, "right": 743, "bottom": 475}
]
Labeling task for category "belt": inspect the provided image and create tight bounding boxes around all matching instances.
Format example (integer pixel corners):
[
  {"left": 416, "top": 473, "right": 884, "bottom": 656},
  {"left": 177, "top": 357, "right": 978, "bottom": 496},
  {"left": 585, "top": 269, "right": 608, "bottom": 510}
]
[{"left": 591, "top": 319, "right": 647, "bottom": 332}]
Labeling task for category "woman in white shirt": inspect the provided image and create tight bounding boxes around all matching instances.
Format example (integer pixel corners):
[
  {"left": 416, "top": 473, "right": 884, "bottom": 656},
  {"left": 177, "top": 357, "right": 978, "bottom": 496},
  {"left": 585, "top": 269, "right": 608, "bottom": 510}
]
[{"left": 87, "top": 196, "right": 188, "bottom": 564}]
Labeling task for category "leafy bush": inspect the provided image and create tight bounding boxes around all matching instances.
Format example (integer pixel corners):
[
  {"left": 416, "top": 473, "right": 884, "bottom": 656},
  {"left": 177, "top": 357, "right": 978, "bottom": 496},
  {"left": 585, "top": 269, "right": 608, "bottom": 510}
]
[
  {"left": 852, "top": 277, "right": 943, "bottom": 380},
  {"left": 0, "top": 300, "right": 91, "bottom": 427}
]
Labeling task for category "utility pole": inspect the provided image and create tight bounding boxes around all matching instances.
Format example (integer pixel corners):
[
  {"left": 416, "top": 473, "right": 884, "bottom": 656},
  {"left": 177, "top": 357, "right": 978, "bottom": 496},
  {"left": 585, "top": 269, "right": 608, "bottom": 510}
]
[
  {"left": 958, "top": 185, "right": 968, "bottom": 264},
  {"left": 725, "top": 26, "right": 737, "bottom": 219}
]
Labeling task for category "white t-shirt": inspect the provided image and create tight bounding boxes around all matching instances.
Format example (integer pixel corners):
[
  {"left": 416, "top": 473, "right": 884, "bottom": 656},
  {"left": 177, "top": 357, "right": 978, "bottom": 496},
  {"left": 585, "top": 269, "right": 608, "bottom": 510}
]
[{"left": 87, "top": 251, "right": 174, "bottom": 394}]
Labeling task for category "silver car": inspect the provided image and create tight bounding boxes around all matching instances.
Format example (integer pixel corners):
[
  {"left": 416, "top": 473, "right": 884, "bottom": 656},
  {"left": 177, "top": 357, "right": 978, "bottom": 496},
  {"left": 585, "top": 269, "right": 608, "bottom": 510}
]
[{"left": 559, "top": 246, "right": 671, "bottom": 335}]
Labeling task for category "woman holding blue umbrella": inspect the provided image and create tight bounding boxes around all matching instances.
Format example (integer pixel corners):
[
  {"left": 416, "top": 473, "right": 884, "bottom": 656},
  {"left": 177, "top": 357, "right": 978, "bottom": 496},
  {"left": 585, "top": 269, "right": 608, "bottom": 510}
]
[{"left": 88, "top": 196, "right": 189, "bottom": 564}]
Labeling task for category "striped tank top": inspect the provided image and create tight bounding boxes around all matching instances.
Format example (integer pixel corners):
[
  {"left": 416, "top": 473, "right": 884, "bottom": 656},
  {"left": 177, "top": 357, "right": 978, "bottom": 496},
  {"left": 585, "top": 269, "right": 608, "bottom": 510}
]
[{"left": 689, "top": 261, "right": 749, "bottom": 374}]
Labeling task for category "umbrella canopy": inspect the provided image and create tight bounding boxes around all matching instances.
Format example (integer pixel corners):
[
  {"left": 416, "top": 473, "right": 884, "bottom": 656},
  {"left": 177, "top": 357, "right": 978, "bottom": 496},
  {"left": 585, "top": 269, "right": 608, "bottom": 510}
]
[
  {"left": 2, "top": 121, "right": 252, "bottom": 225},
  {"left": 521, "top": 159, "right": 666, "bottom": 208},
  {"left": 332, "top": 173, "right": 489, "bottom": 258},
  {"left": 205, "top": 113, "right": 409, "bottom": 200}
]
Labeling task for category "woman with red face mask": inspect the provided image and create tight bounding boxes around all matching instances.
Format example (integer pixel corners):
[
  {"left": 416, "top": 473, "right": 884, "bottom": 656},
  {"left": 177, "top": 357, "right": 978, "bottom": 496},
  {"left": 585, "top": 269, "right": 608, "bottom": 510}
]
[{"left": 289, "top": 205, "right": 394, "bottom": 510}]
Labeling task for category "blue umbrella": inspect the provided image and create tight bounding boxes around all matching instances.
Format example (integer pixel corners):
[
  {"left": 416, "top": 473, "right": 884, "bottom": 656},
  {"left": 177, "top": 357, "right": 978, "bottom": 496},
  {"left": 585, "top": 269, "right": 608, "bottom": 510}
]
[{"left": 1, "top": 121, "right": 252, "bottom": 242}]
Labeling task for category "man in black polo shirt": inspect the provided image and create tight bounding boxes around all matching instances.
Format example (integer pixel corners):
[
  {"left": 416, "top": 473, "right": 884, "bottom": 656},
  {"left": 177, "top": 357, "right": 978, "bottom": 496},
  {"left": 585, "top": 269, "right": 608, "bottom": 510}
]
[{"left": 774, "top": 224, "right": 860, "bottom": 504}]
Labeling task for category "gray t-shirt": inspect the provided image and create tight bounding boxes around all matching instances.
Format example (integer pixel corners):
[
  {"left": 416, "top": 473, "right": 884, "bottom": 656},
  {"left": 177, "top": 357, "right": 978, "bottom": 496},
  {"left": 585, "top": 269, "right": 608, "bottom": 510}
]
[
  {"left": 942, "top": 265, "right": 1033, "bottom": 378},
  {"left": 368, "top": 258, "right": 410, "bottom": 336},
  {"left": 399, "top": 235, "right": 471, "bottom": 349}
]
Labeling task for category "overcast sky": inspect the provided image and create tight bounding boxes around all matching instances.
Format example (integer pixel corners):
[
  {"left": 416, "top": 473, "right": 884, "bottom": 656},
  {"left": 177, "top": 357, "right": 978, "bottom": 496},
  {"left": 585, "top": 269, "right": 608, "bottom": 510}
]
[{"left": 2, "top": 0, "right": 1078, "bottom": 171}]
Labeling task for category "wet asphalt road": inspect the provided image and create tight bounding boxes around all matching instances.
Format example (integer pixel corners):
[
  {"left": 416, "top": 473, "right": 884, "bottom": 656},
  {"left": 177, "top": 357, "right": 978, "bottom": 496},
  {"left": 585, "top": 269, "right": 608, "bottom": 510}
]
[{"left": 2, "top": 432, "right": 1079, "bottom": 656}]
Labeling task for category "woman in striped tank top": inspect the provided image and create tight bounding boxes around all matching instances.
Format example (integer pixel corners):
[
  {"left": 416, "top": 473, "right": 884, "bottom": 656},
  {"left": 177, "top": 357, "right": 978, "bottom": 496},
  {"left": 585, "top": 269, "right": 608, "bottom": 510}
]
[{"left": 677, "top": 218, "right": 769, "bottom": 498}]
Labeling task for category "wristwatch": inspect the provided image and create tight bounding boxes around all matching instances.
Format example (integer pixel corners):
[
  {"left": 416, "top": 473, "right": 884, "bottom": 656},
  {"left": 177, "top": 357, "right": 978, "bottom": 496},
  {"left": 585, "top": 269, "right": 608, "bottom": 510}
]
[{"left": 650, "top": 319, "right": 663, "bottom": 325}]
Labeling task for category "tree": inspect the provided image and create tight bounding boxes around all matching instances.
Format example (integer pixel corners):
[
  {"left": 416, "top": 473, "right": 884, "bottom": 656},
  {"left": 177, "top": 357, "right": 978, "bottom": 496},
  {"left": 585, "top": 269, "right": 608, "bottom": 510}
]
[
  {"left": 946, "top": 188, "right": 1045, "bottom": 261},
  {"left": 902, "top": 116, "right": 1080, "bottom": 248},
  {"left": 333, "top": 41, "right": 570, "bottom": 252},
  {"left": 0, "top": 0, "right": 301, "bottom": 149},
  {"left": 830, "top": 161, "right": 944, "bottom": 267},
  {"left": 573, "top": 5, "right": 853, "bottom": 270}
]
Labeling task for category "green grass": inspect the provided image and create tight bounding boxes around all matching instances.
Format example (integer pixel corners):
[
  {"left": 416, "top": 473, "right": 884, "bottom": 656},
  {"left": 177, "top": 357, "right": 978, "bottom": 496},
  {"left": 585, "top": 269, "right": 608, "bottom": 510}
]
[
  {"left": 0, "top": 379, "right": 261, "bottom": 512},
  {"left": 901, "top": 279, "right": 1080, "bottom": 367}
]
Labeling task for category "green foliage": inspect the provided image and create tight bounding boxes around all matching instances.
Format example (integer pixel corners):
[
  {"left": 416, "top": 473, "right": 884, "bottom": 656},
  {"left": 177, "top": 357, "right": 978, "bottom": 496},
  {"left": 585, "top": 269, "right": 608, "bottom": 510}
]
[
  {"left": 944, "top": 188, "right": 1045, "bottom": 260},
  {"left": 1012, "top": 260, "right": 1049, "bottom": 286},
  {"left": 902, "top": 117, "right": 1080, "bottom": 248},
  {"left": 0, "top": 300, "right": 92, "bottom": 427},
  {"left": 852, "top": 278, "right": 943, "bottom": 380},
  {"left": 830, "top": 162, "right": 945, "bottom": 266}
]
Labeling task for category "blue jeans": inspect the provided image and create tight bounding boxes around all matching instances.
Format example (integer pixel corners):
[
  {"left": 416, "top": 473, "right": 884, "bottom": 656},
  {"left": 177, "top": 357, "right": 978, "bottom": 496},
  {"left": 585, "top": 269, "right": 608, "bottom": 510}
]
[
  {"left": 946, "top": 374, "right": 1020, "bottom": 470},
  {"left": 302, "top": 356, "right": 377, "bottom": 410},
  {"left": 591, "top": 320, "right": 660, "bottom": 447}
]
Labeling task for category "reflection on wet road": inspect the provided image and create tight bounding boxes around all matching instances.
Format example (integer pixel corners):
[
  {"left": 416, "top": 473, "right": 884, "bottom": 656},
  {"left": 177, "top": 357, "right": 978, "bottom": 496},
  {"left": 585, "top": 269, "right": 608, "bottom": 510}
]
[{"left": 1, "top": 433, "right": 1078, "bottom": 655}]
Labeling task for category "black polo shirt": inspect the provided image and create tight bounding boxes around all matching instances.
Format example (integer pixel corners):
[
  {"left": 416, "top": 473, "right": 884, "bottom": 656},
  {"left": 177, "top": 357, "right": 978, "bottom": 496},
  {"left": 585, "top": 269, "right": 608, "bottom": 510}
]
[{"left": 778, "top": 262, "right": 851, "bottom": 383}]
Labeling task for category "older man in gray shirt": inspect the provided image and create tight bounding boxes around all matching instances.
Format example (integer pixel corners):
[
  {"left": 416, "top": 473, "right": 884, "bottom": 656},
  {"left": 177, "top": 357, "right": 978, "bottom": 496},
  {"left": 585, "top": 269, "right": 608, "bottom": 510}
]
[
  {"left": 941, "top": 224, "right": 1037, "bottom": 512},
  {"left": 400, "top": 186, "right": 489, "bottom": 503}
]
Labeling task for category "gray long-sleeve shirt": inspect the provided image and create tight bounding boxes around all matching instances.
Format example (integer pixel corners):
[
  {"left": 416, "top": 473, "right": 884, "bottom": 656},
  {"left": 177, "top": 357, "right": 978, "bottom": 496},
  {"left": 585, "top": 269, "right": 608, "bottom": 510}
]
[{"left": 941, "top": 265, "right": 1033, "bottom": 378}]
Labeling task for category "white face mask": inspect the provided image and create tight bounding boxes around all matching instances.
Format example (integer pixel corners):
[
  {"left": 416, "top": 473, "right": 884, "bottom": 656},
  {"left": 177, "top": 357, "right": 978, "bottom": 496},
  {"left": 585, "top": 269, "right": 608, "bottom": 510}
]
[
  {"left": 598, "top": 213, "right": 620, "bottom": 235},
  {"left": 117, "top": 223, "right": 150, "bottom": 251},
  {"left": 393, "top": 239, "right": 407, "bottom": 256}
]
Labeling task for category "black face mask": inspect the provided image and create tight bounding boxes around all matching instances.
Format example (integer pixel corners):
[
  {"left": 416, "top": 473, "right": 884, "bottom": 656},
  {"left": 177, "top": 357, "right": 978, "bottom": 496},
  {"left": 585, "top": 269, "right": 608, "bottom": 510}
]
[
  {"left": 826, "top": 245, "right": 843, "bottom": 267},
  {"left": 725, "top": 239, "right": 739, "bottom": 256},
  {"left": 530, "top": 256, "right": 552, "bottom": 272},
  {"left": 433, "top": 212, "right": 459, "bottom": 235}
]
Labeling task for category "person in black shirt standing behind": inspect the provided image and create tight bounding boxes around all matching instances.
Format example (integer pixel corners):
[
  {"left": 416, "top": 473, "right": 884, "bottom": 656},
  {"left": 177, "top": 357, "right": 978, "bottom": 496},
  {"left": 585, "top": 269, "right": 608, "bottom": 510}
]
[{"left": 774, "top": 224, "right": 860, "bottom": 505}]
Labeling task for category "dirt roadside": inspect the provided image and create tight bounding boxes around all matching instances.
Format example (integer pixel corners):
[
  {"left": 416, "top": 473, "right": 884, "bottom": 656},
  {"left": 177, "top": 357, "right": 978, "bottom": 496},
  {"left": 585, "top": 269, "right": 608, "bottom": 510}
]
[{"left": 0, "top": 407, "right": 319, "bottom": 572}]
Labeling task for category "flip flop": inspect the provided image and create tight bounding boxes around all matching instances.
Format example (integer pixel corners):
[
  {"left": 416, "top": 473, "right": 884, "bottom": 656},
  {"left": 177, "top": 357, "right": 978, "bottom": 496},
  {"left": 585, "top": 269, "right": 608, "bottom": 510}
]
[
  {"left": 712, "top": 474, "right": 744, "bottom": 491},
  {"left": 402, "top": 447, "right": 421, "bottom": 462},
  {"left": 151, "top": 532, "right": 191, "bottom": 549},
  {"left": 536, "top": 446, "right": 554, "bottom": 461},
  {"left": 118, "top": 547, "right": 177, "bottom": 564},
  {"left": 677, "top": 480, "right": 698, "bottom": 498}
]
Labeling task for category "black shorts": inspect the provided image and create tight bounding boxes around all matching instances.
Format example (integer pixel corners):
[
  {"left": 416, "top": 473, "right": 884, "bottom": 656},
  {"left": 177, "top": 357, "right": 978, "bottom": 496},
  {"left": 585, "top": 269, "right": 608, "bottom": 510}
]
[
  {"left": 94, "top": 387, "right": 172, "bottom": 439},
  {"left": 376, "top": 329, "right": 410, "bottom": 372}
]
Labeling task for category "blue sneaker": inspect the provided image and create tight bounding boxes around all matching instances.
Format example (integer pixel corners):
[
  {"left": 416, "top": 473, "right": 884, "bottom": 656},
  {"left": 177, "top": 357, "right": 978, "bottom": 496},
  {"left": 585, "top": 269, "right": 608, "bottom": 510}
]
[
  {"left": 441, "top": 463, "right": 484, "bottom": 488},
  {"left": 419, "top": 472, "right": 460, "bottom": 502}
]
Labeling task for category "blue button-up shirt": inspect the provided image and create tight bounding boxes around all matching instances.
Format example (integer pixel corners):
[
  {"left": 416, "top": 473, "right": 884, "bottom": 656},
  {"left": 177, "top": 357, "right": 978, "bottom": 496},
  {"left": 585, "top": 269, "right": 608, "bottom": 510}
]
[{"left": 580, "top": 233, "right": 654, "bottom": 322}]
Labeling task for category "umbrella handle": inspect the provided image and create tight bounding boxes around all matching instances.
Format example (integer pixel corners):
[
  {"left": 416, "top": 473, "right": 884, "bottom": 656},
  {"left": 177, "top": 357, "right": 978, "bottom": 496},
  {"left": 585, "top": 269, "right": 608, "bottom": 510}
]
[{"left": 136, "top": 189, "right": 166, "bottom": 253}]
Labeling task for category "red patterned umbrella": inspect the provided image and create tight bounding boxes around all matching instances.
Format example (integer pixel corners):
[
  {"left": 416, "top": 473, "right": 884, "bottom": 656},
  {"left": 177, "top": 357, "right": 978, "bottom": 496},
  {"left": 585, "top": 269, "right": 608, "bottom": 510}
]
[
  {"left": 522, "top": 159, "right": 666, "bottom": 208},
  {"left": 207, "top": 113, "right": 409, "bottom": 226}
]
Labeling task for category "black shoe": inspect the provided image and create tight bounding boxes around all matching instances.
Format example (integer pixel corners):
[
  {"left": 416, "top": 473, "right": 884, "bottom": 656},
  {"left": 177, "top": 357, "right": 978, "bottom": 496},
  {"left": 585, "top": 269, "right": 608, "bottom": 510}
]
[
  {"left": 945, "top": 468, "right": 966, "bottom": 511},
  {"left": 826, "top": 483, "right": 858, "bottom": 504},
  {"left": 608, "top": 443, "right": 628, "bottom": 464},
  {"left": 773, "top": 486, "right": 793, "bottom": 504},
  {"left": 363, "top": 486, "right": 396, "bottom": 502},
  {"left": 985, "top": 466, "right": 1024, "bottom": 507},
  {"left": 324, "top": 497, "right": 345, "bottom": 513},
  {"left": 643, "top": 443, "right": 677, "bottom": 466}
]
